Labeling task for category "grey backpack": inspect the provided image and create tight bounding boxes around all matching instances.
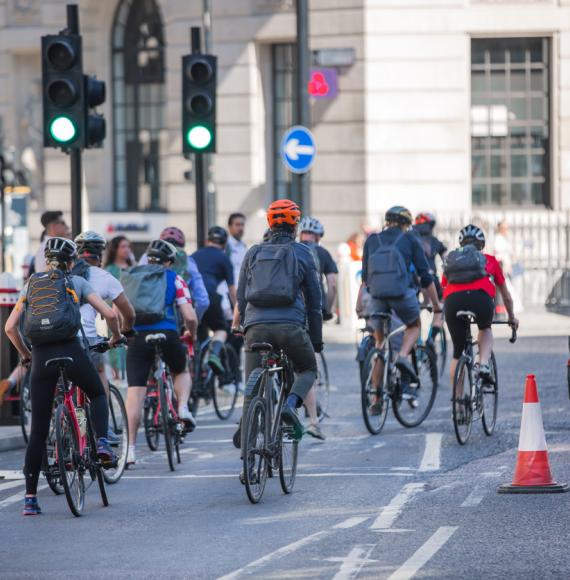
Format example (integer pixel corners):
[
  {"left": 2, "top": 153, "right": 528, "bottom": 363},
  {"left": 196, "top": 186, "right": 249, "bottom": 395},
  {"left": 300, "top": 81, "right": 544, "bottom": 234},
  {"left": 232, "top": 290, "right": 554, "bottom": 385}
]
[
  {"left": 245, "top": 243, "right": 300, "bottom": 307},
  {"left": 367, "top": 232, "right": 409, "bottom": 299},
  {"left": 444, "top": 245, "right": 487, "bottom": 284},
  {"left": 121, "top": 264, "right": 167, "bottom": 325}
]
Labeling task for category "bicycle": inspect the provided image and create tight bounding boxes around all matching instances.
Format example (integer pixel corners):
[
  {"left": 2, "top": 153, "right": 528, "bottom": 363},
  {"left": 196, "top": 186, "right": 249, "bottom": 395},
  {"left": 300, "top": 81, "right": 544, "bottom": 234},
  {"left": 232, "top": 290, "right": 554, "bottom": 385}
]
[
  {"left": 48, "top": 339, "right": 123, "bottom": 517},
  {"left": 2, "top": 363, "right": 32, "bottom": 443},
  {"left": 357, "top": 321, "right": 376, "bottom": 388},
  {"left": 451, "top": 311, "right": 517, "bottom": 445},
  {"left": 242, "top": 342, "right": 299, "bottom": 504},
  {"left": 103, "top": 382, "right": 129, "bottom": 484},
  {"left": 142, "top": 333, "right": 187, "bottom": 471},
  {"left": 188, "top": 334, "right": 239, "bottom": 421},
  {"left": 361, "top": 312, "right": 438, "bottom": 435},
  {"left": 315, "top": 351, "right": 330, "bottom": 422}
]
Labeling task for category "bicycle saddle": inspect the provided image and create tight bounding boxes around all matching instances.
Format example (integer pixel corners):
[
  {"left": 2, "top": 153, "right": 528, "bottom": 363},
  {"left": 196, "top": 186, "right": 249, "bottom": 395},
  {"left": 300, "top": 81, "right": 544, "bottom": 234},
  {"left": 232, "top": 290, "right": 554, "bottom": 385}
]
[
  {"left": 145, "top": 333, "right": 167, "bottom": 345},
  {"left": 456, "top": 310, "right": 476, "bottom": 320},
  {"left": 45, "top": 357, "right": 74, "bottom": 369},
  {"left": 249, "top": 342, "right": 274, "bottom": 353},
  {"left": 370, "top": 312, "right": 391, "bottom": 320}
]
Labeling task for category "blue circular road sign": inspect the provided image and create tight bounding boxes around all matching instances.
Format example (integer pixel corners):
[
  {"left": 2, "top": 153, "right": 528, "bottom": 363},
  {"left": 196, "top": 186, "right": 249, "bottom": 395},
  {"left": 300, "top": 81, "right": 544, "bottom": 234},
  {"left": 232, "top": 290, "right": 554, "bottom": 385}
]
[{"left": 280, "top": 125, "right": 317, "bottom": 174}]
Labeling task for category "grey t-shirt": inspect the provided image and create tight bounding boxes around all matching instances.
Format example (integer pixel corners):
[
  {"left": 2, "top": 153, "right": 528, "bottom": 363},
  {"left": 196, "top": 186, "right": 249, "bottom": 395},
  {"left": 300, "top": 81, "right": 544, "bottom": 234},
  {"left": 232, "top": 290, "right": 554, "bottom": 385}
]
[{"left": 20, "top": 274, "right": 95, "bottom": 304}]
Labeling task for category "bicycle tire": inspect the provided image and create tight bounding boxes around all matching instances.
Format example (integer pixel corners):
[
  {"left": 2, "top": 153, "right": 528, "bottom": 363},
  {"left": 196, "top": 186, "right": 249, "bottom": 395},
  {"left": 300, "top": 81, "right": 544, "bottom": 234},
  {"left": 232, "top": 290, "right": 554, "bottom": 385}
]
[
  {"left": 482, "top": 352, "right": 499, "bottom": 436},
  {"left": 452, "top": 357, "right": 473, "bottom": 445},
  {"left": 144, "top": 393, "right": 160, "bottom": 451},
  {"left": 361, "top": 348, "right": 389, "bottom": 435},
  {"left": 85, "top": 406, "right": 109, "bottom": 508},
  {"left": 438, "top": 326, "right": 448, "bottom": 377},
  {"left": 55, "top": 404, "right": 84, "bottom": 517},
  {"left": 316, "top": 352, "right": 330, "bottom": 423},
  {"left": 393, "top": 346, "right": 438, "bottom": 429},
  {"left": 159, "top": 376, "right": 176, "bottom": 472},
  {"left": 243, "top": 394, "right": 269, "bottom": 504},
  {"left": 19, "top": 371, "right": 31, "bottom": 444},
  {"left": 358, "top": 334, "right": 376, "bottom": 388},
  {"left": 278, "top": 425, "right": 298, "bottom": 494},
  {"left": 213, "top": 344, "right": 239, "bottom": 420},
  {"left": 104, "top": 385, "right": 129, "bottom": 484},
  {"left": 43, "top": 413, "right": 64, "bottom": 495}
]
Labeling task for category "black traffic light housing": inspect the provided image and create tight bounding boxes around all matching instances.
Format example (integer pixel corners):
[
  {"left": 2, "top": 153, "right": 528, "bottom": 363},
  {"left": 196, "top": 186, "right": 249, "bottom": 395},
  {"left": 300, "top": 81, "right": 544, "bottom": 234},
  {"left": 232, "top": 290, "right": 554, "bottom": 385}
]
[
  {"left": 84, "top": 75, "right": 106, "bottom": 148},
  {"left": 182, "top": 54, "right": 217, "bottom": 154}
]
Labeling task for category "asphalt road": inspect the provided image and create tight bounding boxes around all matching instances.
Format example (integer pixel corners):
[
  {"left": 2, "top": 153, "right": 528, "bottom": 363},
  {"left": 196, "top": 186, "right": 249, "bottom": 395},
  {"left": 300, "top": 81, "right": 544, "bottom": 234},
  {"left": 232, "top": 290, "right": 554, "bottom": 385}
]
[{"left": 0, "top": 336, "right": 569, "bottom": 579}]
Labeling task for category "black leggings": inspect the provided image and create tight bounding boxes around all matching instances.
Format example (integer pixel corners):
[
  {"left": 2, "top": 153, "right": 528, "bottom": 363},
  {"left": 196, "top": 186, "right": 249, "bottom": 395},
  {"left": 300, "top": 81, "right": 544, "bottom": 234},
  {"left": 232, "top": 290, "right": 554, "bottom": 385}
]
[
  {"left": 444, "top": 290, "right": 495, "bottom": 359},
  {"left": 24, "top": 339, "right": 108, "bottom": 495}
]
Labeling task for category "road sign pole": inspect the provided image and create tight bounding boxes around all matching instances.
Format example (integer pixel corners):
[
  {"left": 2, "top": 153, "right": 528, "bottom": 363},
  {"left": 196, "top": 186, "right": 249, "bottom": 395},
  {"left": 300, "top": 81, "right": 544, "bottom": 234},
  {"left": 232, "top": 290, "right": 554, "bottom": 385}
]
[{"left": 296, "top": 0, "right": 311, "bottom": 215}]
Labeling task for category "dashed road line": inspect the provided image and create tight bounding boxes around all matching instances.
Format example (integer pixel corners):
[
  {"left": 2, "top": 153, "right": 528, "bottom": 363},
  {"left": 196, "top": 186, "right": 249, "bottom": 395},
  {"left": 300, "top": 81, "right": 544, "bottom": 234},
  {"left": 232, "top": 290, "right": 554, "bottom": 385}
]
[
  {"left": 0, "top": 484, "right": 48, "bottom": 510},
  {"left": 419, "top": 433, "right": 442, "bottom": 472},
  {"left": 0, "top": 479, "right": 26, "bottom": 493},
  {"left": 387, "top": 526, "right": 458, "bottom": 580},
  {"left": 330, "top": 544, "right": 376, "bottom": 580},
  {"left": 461, "top": 485, "right": 487, "bottom": 507},
  {"left": 333, "top": 516, "right": 369, "bottom": 529},
  {"left": 370, "top": 483, "right": 425, "bottom": 530},
  {"left": 123, "top": 471, "right": 416, "bottom": 481}
]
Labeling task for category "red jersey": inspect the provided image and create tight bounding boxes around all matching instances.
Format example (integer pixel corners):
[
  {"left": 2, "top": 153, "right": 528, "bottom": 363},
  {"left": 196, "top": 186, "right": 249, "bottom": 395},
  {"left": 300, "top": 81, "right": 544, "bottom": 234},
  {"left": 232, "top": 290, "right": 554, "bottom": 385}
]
[{"left": 442, "top": 254, "right": 505, "bottom": 299}]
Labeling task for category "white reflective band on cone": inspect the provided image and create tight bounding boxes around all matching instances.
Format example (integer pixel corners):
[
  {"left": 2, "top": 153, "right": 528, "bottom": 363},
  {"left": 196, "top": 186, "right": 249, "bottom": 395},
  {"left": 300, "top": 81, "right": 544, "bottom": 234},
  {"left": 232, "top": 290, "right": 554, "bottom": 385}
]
[{"left": 518, "top": 403, "right": 547, "bottom": 452}]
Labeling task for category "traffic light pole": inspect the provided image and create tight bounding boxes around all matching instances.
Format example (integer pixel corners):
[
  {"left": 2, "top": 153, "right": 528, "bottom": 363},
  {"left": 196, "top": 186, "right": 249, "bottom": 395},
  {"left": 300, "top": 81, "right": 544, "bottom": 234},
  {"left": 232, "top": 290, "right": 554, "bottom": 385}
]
[{"left": 191, "top": 27, "right": 208, "bottom": 248}]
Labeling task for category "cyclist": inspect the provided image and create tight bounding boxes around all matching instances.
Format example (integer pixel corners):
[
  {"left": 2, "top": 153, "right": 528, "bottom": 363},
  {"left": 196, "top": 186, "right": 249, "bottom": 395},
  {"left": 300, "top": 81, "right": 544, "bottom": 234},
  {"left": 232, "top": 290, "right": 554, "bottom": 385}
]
[
  {"left": 442, "top": 224, "right": 519, "bottom": 387},
  {"left": 4, "top": 237, "right": 123, "bottom": 515},
  {"left": 124, "top": 239, "right": 198, "bottom": 467},
  {"left": 356, "top": 206, "right": 442, "bottom": 402},
  {"left": 233, "top": 199, "right": 323, "bottom": 445},
  {"left": 73, "top": 231, "right": 135, "bottom": 441},
  {"left": 413, "top": 212, "right": 447, "bottom": 337},
  {"left": 139, "top": 227, "right": 210, "bottom": 322},
  {"left": 192, "top": 226, "right": 236, "bottom": 375}
]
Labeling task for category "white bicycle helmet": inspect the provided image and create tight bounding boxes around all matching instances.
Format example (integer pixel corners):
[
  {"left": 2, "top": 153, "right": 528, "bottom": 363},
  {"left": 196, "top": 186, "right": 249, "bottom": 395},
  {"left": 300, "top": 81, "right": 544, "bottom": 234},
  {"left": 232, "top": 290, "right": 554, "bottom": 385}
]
[
  {"left": 458, "top": 224, "right": 485, "bottom": 250},
  {"left": 44, "top": 237, "right": 78, "bottom": 262},
  {"left": 299, "top": 216, "right": 324, "bottom": 237}
]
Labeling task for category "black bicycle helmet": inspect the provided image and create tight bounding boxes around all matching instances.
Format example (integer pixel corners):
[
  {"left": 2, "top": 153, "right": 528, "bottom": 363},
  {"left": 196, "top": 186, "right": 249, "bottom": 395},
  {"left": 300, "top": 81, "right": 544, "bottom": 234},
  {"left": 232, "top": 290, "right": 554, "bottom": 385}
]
[
  {"left": 385, "top": 206, "right": 413, "bottom": 226},
  {"left": 74, "top": 230, "right": 107, "bottom": 257},
  {"left": 458, "top": 224, "right": 486, "bottom": 250},
  {"left": 208, "top": 226, "right": 228, "bottom": 246},
  {"left": 44, "top": 237, "right": 77, "bottom": 262},
  {"left": 147, "top": 239, "right": 177, "bottom": 264}
]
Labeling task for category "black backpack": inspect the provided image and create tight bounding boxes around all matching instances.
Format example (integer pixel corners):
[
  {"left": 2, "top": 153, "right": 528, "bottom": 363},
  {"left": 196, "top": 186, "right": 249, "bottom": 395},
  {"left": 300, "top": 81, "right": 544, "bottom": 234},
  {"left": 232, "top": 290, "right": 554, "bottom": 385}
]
[
  {"left": 367, "top": 232, "right": 409, "bottom": 299},
  {"left": 245, "top": 243, "right": 300, "bottom": 307},
  {"left": 444, "top": 245, "right": 487, "bottom": 284},
  {"left": 71, "top": 259, "right": 91, "bottom": 280},
  {"left": 23, "top": 270, "right": 82, "bottom": 346}
]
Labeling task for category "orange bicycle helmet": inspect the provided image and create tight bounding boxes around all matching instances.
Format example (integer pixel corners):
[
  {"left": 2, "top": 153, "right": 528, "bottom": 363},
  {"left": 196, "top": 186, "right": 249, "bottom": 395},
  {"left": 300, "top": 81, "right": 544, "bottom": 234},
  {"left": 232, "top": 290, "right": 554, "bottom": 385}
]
[{"left": 267, "top": 199, "right": 301, "bottom": 228}]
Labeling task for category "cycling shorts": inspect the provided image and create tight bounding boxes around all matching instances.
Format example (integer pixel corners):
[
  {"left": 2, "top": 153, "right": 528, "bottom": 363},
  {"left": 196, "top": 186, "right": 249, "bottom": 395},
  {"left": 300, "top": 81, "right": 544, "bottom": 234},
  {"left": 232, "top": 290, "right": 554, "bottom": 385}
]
[
  {"left": 368, "top": 288, "right": 420, "bottom": 328},
  {"left": 200, "top": 292, "right": 228, "bottom": 333},
  {"left": 126, "top": 330, "right": 188, "bottom": 387},
  {"left": 444, "top": 290, "right": 494, "bottom": 359}
]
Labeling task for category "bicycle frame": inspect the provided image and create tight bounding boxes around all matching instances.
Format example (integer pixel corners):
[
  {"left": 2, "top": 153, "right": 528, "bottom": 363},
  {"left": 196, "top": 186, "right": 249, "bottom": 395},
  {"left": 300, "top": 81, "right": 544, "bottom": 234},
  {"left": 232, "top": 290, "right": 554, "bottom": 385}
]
[{"left": 146, "top": 345, "right": 179, "bottom": 427}]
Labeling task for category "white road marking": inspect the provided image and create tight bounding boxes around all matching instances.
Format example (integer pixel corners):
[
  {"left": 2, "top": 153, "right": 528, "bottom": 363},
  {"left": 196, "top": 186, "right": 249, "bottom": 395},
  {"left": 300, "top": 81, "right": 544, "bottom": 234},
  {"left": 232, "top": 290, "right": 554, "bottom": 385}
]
[
  {"left": 461, "top": 486, "right": 487, "bottom": 507},
  {"left": 387, "top": 526, "right": 458, "bottom": 580},
  {"left": 0, "top": 480, "right": 26, "bottom": 493},
  {"left": 0, "top": 470, "right": 25, "bottom": 480},
  {"left": 370, "top": 483, "right": 425, "bottom": 530},
  {"left": 330, "top": 545, "right": 376, "bottom": 580},
  {"left": 359, "top": 442, "right": 386, "bottom": 454},
  {"left": 0, "top": 484, "right": 48, "bottom": 510},
  {"left": 419, "top": 433, "right": 442, "bottom": 472},
  {"left": 333, "top": 516, "right": 369, "bottom": 529},
  {"left": 123, "top": 471, "right": 415, "bottom": 480},
  {"left": 217, "top": 530, "right": 329, "bottom": 580}
]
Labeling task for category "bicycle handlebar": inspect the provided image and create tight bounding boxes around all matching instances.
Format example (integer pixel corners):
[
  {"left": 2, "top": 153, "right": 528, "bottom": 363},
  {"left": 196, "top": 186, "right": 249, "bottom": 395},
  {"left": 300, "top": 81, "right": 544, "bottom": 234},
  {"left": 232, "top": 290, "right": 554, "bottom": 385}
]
[
  {"left": 89, "top": 337, "right": 128, "bottom": 353},
  {"left": 492, "top": 320, "right": 517, "bottom": 344}
]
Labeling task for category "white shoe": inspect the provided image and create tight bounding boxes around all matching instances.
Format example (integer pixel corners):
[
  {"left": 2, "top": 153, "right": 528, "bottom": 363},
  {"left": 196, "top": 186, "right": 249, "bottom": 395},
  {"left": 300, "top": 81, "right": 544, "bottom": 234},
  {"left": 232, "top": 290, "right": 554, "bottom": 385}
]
[
  {"left": 178, "top": 406, "right": 197, "bottom": 430},
  {"left": 126, "top": 445, "right": 136, "bottom": 467}
]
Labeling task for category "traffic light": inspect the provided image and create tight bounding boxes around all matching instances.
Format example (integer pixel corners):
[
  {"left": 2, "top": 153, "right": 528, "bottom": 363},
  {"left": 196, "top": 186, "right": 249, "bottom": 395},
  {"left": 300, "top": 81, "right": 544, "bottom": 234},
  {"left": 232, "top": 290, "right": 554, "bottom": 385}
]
[
  {"left": 42, "top": 34, "right": 84, "bottom": 149},
  {"left": 182, "top": 54, "right": 217, "bottom": 154},
  {"left": 84, "top": 75, "right": 106, "bottom": 148}
]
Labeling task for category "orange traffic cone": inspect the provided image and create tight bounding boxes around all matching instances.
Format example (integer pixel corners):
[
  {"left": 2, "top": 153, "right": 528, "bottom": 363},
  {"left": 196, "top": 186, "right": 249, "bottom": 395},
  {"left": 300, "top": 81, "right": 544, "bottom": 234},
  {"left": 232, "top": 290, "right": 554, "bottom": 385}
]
[{"left": 499, "top": 375, "right": 568, "bottom": 494}]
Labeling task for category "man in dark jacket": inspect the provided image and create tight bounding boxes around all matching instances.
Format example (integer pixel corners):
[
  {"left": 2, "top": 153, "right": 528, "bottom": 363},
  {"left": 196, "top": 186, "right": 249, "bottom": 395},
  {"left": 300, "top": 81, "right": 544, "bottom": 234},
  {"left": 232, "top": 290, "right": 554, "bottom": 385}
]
[{"left": 233, "top": 199, "right": 322, "bottom": 443}]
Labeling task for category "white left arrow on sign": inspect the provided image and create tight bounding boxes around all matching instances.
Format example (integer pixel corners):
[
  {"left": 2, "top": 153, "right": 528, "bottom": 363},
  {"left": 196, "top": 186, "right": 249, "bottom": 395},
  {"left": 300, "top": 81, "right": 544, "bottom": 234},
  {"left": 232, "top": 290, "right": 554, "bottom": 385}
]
[{"left": 285, "top": 138, "right": 315, "bottom": 161}]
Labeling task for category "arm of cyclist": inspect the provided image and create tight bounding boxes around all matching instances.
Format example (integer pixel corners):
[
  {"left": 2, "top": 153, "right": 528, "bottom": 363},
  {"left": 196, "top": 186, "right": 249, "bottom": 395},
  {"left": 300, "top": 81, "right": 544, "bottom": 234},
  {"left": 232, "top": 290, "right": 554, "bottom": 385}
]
[
  {"left": 85, "top": 292, "right": 123, "bottom": 346},
  {"left": 325, "top": 273, "right": 338, "bottom": 316},
  {"left": 4, "top": 300, "right": 31, "bottom": 362},
  {"left": 113, "top": 292, "right": 135, "bottom": 333},
  {"left": 300, "top": 247, "right": 324, "bottom": 352},
  {"left": 187, "top": 256, "right": 210, "bottom": 321},
  {"left": 497, "top": 283, "right": 519, "bottom": 330},
  {"left": 179, "top": 301, "right": 198, "bottom": 339},
  {"left": 412, "top": 235, "right": 443, "bottom": 312},
  {"left": 355, "top": 283, "right": 366, "bottom": 318}
]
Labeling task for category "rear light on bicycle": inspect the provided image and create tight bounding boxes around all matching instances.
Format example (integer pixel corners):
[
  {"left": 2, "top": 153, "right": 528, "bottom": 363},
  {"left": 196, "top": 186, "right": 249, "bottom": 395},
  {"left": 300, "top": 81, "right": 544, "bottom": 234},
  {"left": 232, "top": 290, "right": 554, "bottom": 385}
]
[{"left": 267, "top": 359, "right": 276, "bottom": 367}]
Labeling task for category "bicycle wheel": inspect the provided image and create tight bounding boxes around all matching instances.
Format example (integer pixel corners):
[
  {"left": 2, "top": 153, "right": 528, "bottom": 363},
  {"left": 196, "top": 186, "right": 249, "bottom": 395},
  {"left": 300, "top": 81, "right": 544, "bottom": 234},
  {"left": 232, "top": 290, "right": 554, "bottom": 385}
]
[
  {"left": 278, "top": 424, "right": 298, "bottom": 494},
  {"left": 19, "top": 371, "right": 31, "bottom": 443},
  {"left": 452, "top": 357, "right": 473, "bottom": 445},
  {"left": 358, "top": 334, "right": 375, "bottom": 387},
  {"left": 316, "top": 352, "right": 330, "bottom": 422},
  {"left": 104, "top": 385, "right": 129, "bottom": 484},
  {"left": 243, "top": 395, "right": 269, "bottom": 504},
  {"left": 85, "top": 406, "right": 109, "bottom": 508},
  {"left": 159, "top": 377, "right": 176, "bottom": 472},
  {"left": 144, "top": 393, "right": 160, "bottom": 451},
  {"left": 213, "top": 344, "right": 239, "bottom": 420},
  {"left": 393, "top": 346, "right": 438, "bottom": 428},
  {"left": 55, "top": 404, "right": 84, "bottom": 517},
  {"left": 434, "top": 326, "right": 448, "bottom": 377},
  {"left": 361, "top": 348, "right": 389, "bottom": 435},
  {"left": 43, "top": 413, "right": 64, "bottom": 495},
  {"left": 482, "top": 352, "right": 499, "bottom": 436}
]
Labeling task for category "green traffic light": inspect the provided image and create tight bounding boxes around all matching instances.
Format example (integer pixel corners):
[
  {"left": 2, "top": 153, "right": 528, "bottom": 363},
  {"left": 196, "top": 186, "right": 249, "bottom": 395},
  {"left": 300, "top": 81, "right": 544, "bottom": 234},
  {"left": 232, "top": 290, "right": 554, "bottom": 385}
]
[
  {"left": 186, "top": 125, "right": 212, "bottom": 150},
  {"left": 49, "top": 116, "right": 77, "bottom": 143}
]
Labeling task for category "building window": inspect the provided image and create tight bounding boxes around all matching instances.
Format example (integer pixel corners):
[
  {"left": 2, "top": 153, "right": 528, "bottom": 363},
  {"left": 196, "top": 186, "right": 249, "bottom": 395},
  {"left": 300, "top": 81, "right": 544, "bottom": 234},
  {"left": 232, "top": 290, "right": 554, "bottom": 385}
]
[
  {"left": 112, "top": 0, "right": 165, "bottom": 212},
  {"left": 272, "top": 44, "right": 297, "bottom": 200},
  {"left": 471, "top": 38, "right": 550, "bottom": 207}
]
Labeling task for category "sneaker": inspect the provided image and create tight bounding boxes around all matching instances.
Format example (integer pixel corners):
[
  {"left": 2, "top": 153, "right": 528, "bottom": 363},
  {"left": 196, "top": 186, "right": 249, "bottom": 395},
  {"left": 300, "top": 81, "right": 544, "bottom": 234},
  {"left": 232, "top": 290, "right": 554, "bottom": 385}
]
[
  {"left": 126, "top": 445, "right": 136, "bottom": 468},
  {"left": 281, "top": 405, "right": 304, "bottom": 441},
  {"left": 107, "top": 427, "right": 121, "bottom": 447},
  {"left": 23, "top": 495, "right": 42, "bottom": 516},
  {"left": 401, "top": 384, "right": 419, "bottom": 408},
  {"left": 395, "top": 356, "right": 419, "bottom": 382},
  {"left": 207, "top": 353, "right": 225, "bottom": 376},
  {"left": 478, "top": 363, "right": 494, "bottom": 384},
  {"left": 305, "top": 424, "right": 326, "bottom": 440},
  {"left": 370, "top": 400, "right": 384, "bottom": 416},
  {"left": 178, "top": 406, "right": 197, "bottom": 432},
  {"left": 97, "top": 438, "right": 118, "bottom": 468}
]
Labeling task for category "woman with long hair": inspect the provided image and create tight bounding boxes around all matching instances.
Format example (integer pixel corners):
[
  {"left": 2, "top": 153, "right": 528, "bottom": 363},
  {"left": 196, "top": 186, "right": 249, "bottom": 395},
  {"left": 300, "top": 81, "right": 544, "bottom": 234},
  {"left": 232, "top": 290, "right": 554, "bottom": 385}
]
[{"left": 104, "top": 235, "right": 134, "bottom": 279}]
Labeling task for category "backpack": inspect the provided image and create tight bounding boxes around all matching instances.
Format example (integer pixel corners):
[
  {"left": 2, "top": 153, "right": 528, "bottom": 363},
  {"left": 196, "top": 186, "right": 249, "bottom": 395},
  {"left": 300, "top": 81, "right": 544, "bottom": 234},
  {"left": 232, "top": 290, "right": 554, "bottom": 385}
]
[
  {"left": 120, "top": 264, "right": 168, "bottom": 325},
  {"left": 367, "top": 232, "right": 409, "bottom": 299},
  {"left": 70, "top": 259, "right": 91, "bottom": 281},
  {"left": 245, "top": 243, "right": 300, "bottom": 307},
  {"left": 444, "top": 245, "right": 487, "bottom": 284},
  {"left": 22, "top": 270, "right": 82, "bottom": 345},
  {"left": 172, "top": 249, "right": 190, "bottom": 281}
]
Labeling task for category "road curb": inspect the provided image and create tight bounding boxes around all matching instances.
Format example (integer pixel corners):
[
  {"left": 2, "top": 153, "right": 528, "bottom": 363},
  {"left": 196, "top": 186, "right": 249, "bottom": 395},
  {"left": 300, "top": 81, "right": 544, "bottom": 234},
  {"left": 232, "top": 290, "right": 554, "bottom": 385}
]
[{"left": 0, "top": 435, "right": 26, "bottom": 452}]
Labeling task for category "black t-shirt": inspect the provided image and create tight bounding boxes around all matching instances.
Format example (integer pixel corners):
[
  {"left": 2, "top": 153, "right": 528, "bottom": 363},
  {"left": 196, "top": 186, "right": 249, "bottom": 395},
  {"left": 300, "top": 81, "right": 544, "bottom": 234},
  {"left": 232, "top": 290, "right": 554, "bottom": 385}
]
[
  {"left": 316, "top": 246, "right": 338, "bottom": 277},
  {"left": 192, "top": 246, "right": 234, "bottom": 295}
]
